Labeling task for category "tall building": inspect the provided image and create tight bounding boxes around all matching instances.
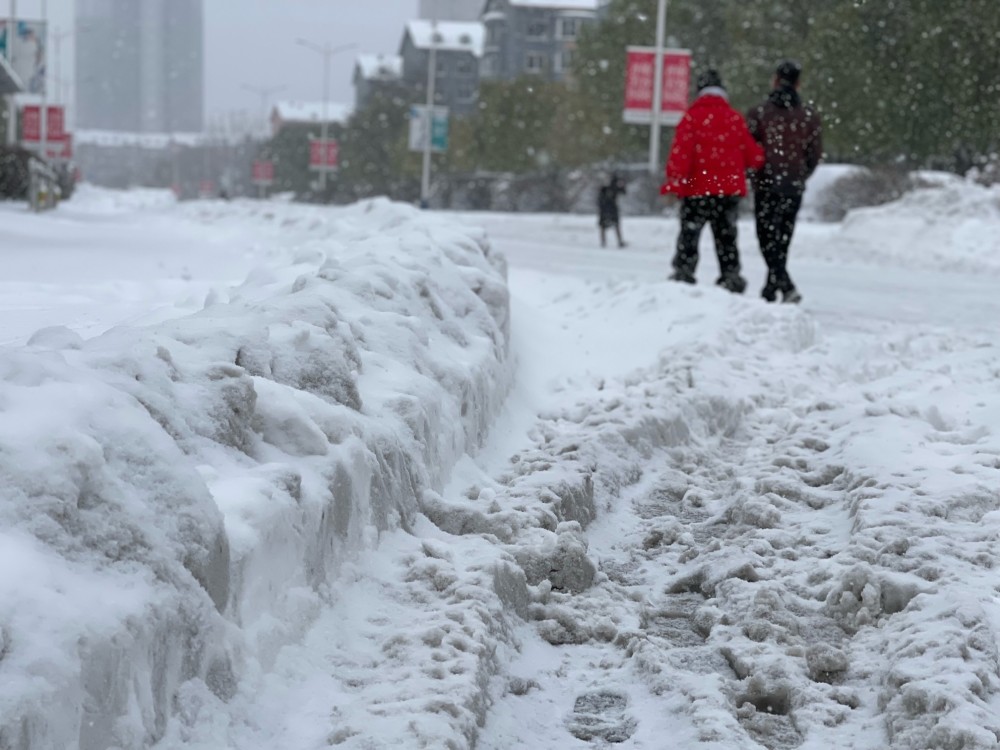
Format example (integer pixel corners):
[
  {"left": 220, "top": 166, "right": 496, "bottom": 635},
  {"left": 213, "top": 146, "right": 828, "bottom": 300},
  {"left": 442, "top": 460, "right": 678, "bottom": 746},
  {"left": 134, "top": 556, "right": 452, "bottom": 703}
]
[
  {"left": 418, "top": 0, "right": 484, "bottom": 21},
  {"left": 76, "top": 0, "right": 204, "bottom": 133}
]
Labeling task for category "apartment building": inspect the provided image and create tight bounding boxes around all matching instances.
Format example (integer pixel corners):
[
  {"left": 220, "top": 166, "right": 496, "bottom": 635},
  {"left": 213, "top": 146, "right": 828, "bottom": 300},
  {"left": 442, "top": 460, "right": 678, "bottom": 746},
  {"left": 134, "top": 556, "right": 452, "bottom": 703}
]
[
  {"left": 399, "top": 20, "right": 484, "bottom": 116},
  {"left": 480, "top": 0, "right": 600, "bottom": 83}
]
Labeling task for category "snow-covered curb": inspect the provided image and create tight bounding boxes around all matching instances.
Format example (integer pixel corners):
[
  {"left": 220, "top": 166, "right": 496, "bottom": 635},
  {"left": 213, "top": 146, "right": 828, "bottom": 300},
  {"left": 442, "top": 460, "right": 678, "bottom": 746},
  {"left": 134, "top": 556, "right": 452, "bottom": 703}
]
[{"left": 0, "top": 199, "right": 511, "bottom": 749}]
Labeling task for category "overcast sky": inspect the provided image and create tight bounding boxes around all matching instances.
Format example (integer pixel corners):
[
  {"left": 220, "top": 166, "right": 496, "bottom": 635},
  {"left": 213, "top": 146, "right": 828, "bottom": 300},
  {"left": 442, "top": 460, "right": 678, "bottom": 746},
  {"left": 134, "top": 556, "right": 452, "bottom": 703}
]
[
  {"left": 11, "top": 0, "right": 419, "bottom": 126},
  {"left": 204, "top": 0, "right": 418, "bottom": 121}
]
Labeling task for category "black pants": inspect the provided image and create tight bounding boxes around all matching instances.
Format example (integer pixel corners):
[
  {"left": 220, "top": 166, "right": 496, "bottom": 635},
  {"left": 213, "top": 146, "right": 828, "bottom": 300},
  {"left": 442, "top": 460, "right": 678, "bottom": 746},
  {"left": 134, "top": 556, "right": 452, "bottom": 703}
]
[
  {"left": 600, "top": 219, "right": 624, "bottom": 248},
  {"left": 672, "top": 196, "right": 742, "bottom": 279},
  {"left": 754, "top": 190, "right": 803, "bottom": 297}
]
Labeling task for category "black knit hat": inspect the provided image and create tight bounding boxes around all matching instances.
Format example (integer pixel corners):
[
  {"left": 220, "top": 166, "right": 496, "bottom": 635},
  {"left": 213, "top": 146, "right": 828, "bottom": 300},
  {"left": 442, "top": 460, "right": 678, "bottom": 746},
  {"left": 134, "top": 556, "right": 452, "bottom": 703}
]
[
  {"left": 696, "top": 68, "right": 724, "bottom": 91},
  {"left": 775, "top": 60, "right": 802, "bottom": 86}
]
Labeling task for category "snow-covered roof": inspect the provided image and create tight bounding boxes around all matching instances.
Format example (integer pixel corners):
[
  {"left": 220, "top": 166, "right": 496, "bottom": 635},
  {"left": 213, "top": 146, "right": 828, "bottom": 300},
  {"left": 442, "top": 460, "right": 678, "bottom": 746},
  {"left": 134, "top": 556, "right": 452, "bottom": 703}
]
[
  {"left": 404, "top": 20, "right": 486, "bottom": 57},
  {"left": 355, "top": 54, "right": 403, "bottom": 81},
  {"left": 272, "top": 101, "right": 353, "bottom": 125},
  {"left": 509, "top": 0, "right": 600, "bottom": 10},
  {"left": 76, "top": 130, "right": 205, "bottom": 149}
]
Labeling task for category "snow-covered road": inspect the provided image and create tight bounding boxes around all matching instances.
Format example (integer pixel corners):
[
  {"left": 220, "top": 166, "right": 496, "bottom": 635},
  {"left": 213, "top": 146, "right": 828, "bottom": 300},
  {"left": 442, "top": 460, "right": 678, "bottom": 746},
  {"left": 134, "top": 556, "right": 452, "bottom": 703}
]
[
  {"left": 0, "top": 188, "right": 279, "bottom": 345},
  {"left": 2, "top": 180, "right": 1000, "bottom": 749}
]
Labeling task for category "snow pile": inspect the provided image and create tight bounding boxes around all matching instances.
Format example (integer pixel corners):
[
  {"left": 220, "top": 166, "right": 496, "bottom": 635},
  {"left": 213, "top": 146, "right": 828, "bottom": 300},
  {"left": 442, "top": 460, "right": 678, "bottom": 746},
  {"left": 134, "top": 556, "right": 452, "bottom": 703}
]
[
  {"left": 202, "top": 182, "right": 1000, "bottom": 750},
  {"left": 831, "top": 178, "right": 1000, "bottom": 274},
  {"left": 68, "top": 184, "right": 179, "bottom": 215},
  {"left": 798, "top": 163, "right": 866, "bottom": 221},
  {"left": 4, "top": 178, "right": 1000, "bottom": 749},
  {"left": 0, "top": 198, "right": 511, "bottom": 750}
]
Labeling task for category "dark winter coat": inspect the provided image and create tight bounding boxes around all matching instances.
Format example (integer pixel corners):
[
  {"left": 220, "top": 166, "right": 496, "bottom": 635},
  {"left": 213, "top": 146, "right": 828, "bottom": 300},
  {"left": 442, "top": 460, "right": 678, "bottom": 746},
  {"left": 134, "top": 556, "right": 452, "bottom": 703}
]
[
  {"left": 661, "top": 91, "right": 765, "bottom": 198},
  {"left": 598, "top": 178, "right": 626, "bottom": 227},
  {"left": 746, "top": 87, "right": 823, "bottom": 195}
]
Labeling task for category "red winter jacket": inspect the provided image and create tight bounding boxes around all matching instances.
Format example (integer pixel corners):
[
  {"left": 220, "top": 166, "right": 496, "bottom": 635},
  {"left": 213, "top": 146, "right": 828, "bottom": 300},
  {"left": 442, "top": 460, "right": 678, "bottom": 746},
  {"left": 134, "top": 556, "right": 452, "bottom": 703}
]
[{"left": 660, "top": 92, "right": 765, "bottom": 198}]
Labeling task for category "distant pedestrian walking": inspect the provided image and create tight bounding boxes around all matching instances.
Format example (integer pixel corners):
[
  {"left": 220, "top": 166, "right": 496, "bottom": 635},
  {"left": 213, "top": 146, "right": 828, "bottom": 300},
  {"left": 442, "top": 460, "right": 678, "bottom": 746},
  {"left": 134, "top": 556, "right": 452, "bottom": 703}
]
[
  {"left": 746, "top": 60, "right": 823, "bottom": 304},
  {"left": 661, "top": 69, "right": 765, "bottom": 293},
  {"left": 598, "top": 173, "right": 627, "bottom": 248}
]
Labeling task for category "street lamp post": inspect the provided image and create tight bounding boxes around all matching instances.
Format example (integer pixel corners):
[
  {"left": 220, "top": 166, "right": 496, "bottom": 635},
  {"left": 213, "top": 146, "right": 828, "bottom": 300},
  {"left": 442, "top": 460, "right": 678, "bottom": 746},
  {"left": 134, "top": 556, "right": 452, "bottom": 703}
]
[
  {"left": 648, "top": 0, "right": 668, "bottom": 175},
  {"left": 6, "top": 0, "right": 16, "bottom": 146},
  {"left": 40, "top": 0, "right": 47, "bottom": 160},
  {"left": 296, "top": 39, "right": 355, "bottom": 200},
  {"left": 420, "top": 18, "right": 438, "bottom": 209},
  {"left": 52, "top": 26, "right": 72, "bottom": 106}
]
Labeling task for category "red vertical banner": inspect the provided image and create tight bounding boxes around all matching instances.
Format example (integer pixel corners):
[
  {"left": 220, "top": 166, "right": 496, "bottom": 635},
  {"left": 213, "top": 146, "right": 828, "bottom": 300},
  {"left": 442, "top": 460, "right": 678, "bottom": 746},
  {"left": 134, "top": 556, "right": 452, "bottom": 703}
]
[
  {"left": 21, "top": 105, "right": 41, "bottom": 142},
  {"left": 309, "top": 139, "right": 339, "bottom": 171},
  {"left": 22, "top": 105, "right": 69, "bottom": 150},
  {"left": 46, "top": 106, "right": 66, "bottom": 142},
  {"left": 623, "top": 47, "right": 692, "bottom": 126},
  {"left": 252, "top": 160, "right": 275, "bottom": 184}
]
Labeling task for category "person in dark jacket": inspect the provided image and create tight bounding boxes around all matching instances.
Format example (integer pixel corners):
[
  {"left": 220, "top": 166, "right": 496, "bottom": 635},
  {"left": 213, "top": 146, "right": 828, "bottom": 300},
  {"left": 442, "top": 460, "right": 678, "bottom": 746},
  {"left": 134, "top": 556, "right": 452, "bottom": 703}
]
[
  {"left": 598, "top": 173, "right": 627, "bottom": 248},
  {"left": 746, "top": 60, "right": 823, "bottom": 303},
  {"left": 662, "top": 69, "right": 765, "bottom": 293}
]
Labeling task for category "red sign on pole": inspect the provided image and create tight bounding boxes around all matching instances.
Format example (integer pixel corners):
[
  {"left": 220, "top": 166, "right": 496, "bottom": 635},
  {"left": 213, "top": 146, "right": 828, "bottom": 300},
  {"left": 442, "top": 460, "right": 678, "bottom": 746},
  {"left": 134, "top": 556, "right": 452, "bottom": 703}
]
[
  {"left": 252, "top": 159, "right": 275, "bottom": 185},
  {"left": 21, "top": 105, "right": 41, "bottom": 142},
  {"left": 22, "top": 105, "right": 70, "bottom": 146},
  {"left": 623, "top": 47, "right": 692, "bottom": 127},
  {"left": 309, "top": 139, "right": 339, "bottom": 171},
  {"left": 47, "top": 106, "right": 67, "bottom": 142}
]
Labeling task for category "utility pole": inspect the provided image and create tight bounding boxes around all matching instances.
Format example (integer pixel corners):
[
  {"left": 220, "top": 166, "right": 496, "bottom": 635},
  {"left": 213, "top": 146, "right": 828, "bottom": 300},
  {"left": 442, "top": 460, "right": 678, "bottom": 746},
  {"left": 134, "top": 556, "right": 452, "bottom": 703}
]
[
  {"left": 6, "top": 0, "right": 14, "bottom": 71},
  {"left": 420, "top": 7, "right": 439, "bottom": 209},
  {"left": 39, "top": 0, "right": 47, "bottom": 160},
  {"left": 648, "top": 0, "right": 667, "bottom": 175},
  {"left": 6, "top": 0, "right": 16, "bottom": 146},
  {"left": 296, "top": 39, "right": 354, "bottom": 201},
  {"left": 52, "top": 26, "right": 71, "bottom": 106}
]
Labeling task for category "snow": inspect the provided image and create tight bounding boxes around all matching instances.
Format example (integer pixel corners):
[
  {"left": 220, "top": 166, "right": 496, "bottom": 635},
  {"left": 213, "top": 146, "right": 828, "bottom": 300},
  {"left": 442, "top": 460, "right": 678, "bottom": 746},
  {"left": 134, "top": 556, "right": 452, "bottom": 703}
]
[
  {"left": 509, "top": 0, "right": 601, "bottom": 11},
  {"left": 354, "top": 54, "right": 403, "bottom": 81},
  {"left": 76, "top": 130, "right": 206, "bottom": 149},
  {"left": 405, "top": 20, "right": 486, "bottom": 57},
  {"left": 271, "top": 101, "right": 353, "bottom": 126},
  {"left": 3, "top": 176, "right": 1000, "bottom": 749}
]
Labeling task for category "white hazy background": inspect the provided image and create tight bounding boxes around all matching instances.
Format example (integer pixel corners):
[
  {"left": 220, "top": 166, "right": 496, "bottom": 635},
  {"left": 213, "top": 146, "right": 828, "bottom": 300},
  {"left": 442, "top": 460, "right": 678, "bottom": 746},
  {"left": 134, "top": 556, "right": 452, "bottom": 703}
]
[{"left": 10, "top": 0, "right": 418, "bottom": 125}]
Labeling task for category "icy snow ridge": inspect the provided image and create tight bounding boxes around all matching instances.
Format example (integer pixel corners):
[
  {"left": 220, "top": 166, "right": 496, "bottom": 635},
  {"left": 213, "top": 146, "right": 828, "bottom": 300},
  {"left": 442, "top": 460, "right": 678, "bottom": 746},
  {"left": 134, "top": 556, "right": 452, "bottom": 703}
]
[{"left": 0, "top": 199, "right": 511, "bottom": 750}]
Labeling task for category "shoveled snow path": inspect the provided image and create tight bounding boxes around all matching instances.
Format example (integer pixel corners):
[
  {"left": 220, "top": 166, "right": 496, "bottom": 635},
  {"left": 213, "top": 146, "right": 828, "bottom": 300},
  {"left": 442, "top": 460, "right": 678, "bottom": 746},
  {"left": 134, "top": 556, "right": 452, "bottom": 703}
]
[{"left": 467, "top": 213, "right": 1000, "bottom": 749}]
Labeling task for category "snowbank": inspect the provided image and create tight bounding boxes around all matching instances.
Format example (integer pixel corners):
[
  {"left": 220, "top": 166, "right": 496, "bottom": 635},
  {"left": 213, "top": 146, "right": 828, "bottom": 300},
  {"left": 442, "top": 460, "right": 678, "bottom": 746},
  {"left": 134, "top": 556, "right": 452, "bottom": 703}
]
[
  {"left": 0, "top": 198, "right": 511, "bottom": 749},
  {"left": 837, "top": 179, "right": 1000, "bottom": 274},
  {"left": 5, "top": 178, "right": 1000, "bottom": 749},
  {"left": 799, "top": 163, "right": 866, "bottom": 221},
  {"left": 68, "top": 184, "right": 180, "bottom": 215}
]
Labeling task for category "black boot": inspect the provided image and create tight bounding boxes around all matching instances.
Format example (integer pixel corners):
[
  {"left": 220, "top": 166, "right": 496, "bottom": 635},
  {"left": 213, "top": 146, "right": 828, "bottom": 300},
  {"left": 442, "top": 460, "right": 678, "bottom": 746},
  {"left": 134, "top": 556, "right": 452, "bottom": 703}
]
[{"left": 717, "top": 273, "right": 747, "bottom": 294}]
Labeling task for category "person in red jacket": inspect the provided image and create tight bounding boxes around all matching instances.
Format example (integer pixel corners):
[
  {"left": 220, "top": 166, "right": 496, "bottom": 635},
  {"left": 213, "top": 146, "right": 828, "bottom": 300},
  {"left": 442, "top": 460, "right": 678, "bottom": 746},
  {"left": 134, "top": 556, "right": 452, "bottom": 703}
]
[{"left": 661, "top": 69, "right": 765, "bottom": 292}]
